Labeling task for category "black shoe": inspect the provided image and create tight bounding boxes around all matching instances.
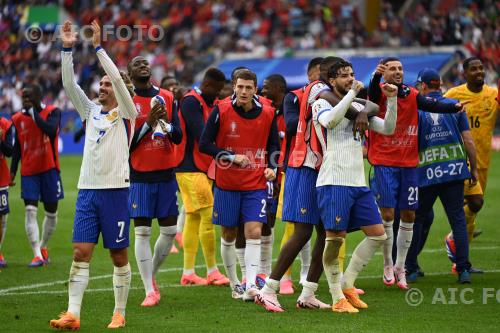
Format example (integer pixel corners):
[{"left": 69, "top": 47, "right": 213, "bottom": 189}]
[
  {"left": 458, "top": 270, "right": 471, "bottom": 284},
  {"left": 469, "top": 266, "right": 484, "bottom": 274}
]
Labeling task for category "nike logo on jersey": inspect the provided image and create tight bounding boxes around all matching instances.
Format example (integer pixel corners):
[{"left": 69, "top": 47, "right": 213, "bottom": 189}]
[
  {"left": 116, "top": 238, "right": 126, "bottom": 243},
  {"left": 259, "top": 213, "right": 266, "bottom": 217}
]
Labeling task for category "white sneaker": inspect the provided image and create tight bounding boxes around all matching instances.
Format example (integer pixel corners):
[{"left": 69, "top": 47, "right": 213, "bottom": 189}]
[
  {"left": 231, "top": 284, "right": 245, "bottom": 299},
  {"left": 383, "top": 265, "right": 395, "bottom": 286},
  {"left": 296, "top": 295, "right": 330, "bottom": 309},
  {"left": 242, "top": 286, "right": 259, "bottom": 302},
  {"left": 394, "top": 267, "right": 409, "bottom": 290}
]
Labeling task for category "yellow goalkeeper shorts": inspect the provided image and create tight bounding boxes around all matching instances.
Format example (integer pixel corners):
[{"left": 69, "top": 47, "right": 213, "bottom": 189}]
[{"left": 176, "top": 172, "right": 213, "bottom": 213}]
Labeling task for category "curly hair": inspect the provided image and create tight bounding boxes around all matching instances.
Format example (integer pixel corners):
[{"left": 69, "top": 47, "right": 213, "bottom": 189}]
[{"left": 119, "top": 71, "right": 135, "bottom": 98}]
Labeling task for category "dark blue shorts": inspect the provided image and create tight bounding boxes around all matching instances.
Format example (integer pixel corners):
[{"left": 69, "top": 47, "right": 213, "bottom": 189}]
[
  {"left": 371, "top": 166, "right": 418, "bottom": 210},
  {"left": 266, "top": 181, "right": 278, "bottom": 215},
  {"left": 317, "top": 185, "right": 382, "bottom": 232},
  {"left": 21, "top": 169, "right": 64, "bottom": 203},
  {"left": 282, "top": 166, "right": 320, "bottom": 225},
  {"left": 0, "top": 188, "right": 9, "bottom": 214},
  {"left": 213, "top": 187, "right": 267, "bottom": 227},
  {"left": 73, "top": 188, "right": 130, "bottom": 249},
  {"left": 129, "top": 179, "right": 179, "bottom": 219}
]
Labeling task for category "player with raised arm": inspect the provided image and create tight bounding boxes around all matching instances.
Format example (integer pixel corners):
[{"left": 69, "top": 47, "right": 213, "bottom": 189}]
[
  {"left": 199, "top": 69, "right": 280, "bottom": 301},
  {"left": 10, "top": 82, "right": 63, "bottom": 267},
  {"left": 127, "top": 55, "right": 182, "bottom": 306},
  {"left": 368, "top": 57, "right": 465, "bottom": 289},
  {"left": 314, "top": 61, "right": 397, "bottom": 313},
  {"left": 50, "top": 20, "right": 137, "bottom": 330},
  {"left": 256, "top": 57, "right": 375, "bottom": 312}
]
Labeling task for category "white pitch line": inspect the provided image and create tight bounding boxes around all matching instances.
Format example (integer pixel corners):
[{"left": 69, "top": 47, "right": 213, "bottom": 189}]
[
  {"left": 3, "top": 270, "right": 500, "bottom": 296},
  {"left": 1, "top": 245, "right": 498, "bottom": 296},
  {"left": 0, "top": 264, "right": 207, "bottom": 295},
  {"left": 357, "top": 269, "right": 500, "bottom": 280},
  {"left": 0, "top": 283, "right": 202, "bottom": 296}
]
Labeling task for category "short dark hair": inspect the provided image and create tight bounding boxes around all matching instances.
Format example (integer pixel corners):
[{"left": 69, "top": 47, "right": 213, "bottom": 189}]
[
  {"left": 23, "top": 83, "right": 42, "bottom": 99},
  {"left": 463, "top": 56, "right": 481, "bottom": 71},
  {"left": 231, "top": 66, "right": 249, "bottom": 81},
  {"left": 381, "top": 57, "right": 401, "bottom": 65},
  {"left": 233, "top": 69, "right": 257, "bottom": 86},
  {"left": 265, "top": 74, "right": 287, "bottom": 92},
  {"left": 307, "top": 57, "right": 323, "bottom": 73},
  {"left": 328, "top": 60, "right": 353, "bottom": 79},
  {"left": 320, "top": 56, "right": 344, "bottom": 75},
  {"left": 161, "top": 75, "right": 178, "bottom": 86},
  {"left": 204, "top": 67, "right": 226, "bottom": 82}
]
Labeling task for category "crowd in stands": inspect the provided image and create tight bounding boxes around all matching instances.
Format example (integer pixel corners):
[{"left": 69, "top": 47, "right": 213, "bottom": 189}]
[{"left": 0, "top": 0, "right": 498, "bottom": 120}]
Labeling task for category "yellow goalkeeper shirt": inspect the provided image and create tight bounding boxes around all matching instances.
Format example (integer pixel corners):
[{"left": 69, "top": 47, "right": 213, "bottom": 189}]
[{"left": 444, "top": 84, "right": 498, "bottom": 169}]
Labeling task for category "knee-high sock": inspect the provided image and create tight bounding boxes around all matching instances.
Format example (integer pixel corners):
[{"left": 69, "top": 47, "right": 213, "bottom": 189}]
[
  {"left": 382, "top": 219, "right": 394, "bottom": 266},
  {"left": 259, "top": 230, "right": 273, "bottom": 276},
  {"left": 25, "top": 205, "right": 41, "bottom": 258},
  {"left": 221, "top": 238, "right": 240, "bottom": 288},
  {"left": 68, "top": 261, "right": 89, "bottom": 318},
  {"left": 0, "top": 214, "right": 7, "bottom": 251},
  {"left": 338, "top": 240, "right": 346, "bottom": 272},
  {"left": 182, "top": 213, "right": 200, "bottom": 275},
  {"left": 177, "top": 205, "right": 186, "bottom": 233},
  {"left": 280, "top": 222, "right": 295, "bottom": 279},
  {"left": 236, "top": 248, "right": 246, "bottom": 280},
  {"left": 343, "top": 235, "right": 386, "bottom": 289},
  {"left": 323, "top": 236, "right": 345, "bottom": 304},
  {"left": 198, "top": 206, "right": 217, "bottom": 272},
  {"left": 464, "top": 205, "right": 477, "bottom": 242},
  {"left": 299, "top": 238, "right": 311, "bottom": 283},
  {"left": 152, "top": 226, "right": 176, "bottom": 275},
  {"left": 395, "top": 221, "right": 413, "bottom": 270},
  {"left": 40, "top": 211, "right": 57, "bottom": 248},
  {"left": 113, "top": 263, "right": 131, "bottom": 316},
  {"left": 245, "top": 239, "right": 261, "bottom": 289},
  {"left": 134, "top": 226, "right": 153, "bottom": 295}
]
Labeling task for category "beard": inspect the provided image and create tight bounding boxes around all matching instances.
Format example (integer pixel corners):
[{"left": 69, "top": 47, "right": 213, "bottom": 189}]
[{"left": 135, "top": 74, "right": 150, "bottom": 84}]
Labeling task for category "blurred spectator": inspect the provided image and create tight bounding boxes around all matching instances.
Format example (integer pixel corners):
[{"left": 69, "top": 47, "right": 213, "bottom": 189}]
[{"left": 0, "top": 0, "right": 498, "bottom": 124}]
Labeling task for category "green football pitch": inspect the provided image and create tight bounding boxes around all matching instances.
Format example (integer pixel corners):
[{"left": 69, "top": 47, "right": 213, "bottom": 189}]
[{"left": 1, "top": 155, "right": 499, "bottom": 332}]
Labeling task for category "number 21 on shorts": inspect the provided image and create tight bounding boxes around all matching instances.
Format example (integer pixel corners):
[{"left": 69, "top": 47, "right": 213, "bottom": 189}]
[{"left": 408, "top": 186, "right": 418, "bottom": 204}]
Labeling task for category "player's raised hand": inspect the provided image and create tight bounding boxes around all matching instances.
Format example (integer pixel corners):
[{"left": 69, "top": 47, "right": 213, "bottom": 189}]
[
  {"left": 90, "top": 20, "right": 101, "bottom": 48},
  {"left": 375, "top": 61, "right": 387, "bottom": 75},
  {"left": 264, "top": 168, "right": 276, "bottom": 181},
  {"left": 233, "top": 154, "right": 251, "bottom": 168},
  {"left": 381, "top": 83, "right": 398, "bottom": 97},
  {"left": 351, "top": 80, "right": 364, "bottom": 94},
  {"left": 60, "top": 20, "right": 77, "bottom": 48}
]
